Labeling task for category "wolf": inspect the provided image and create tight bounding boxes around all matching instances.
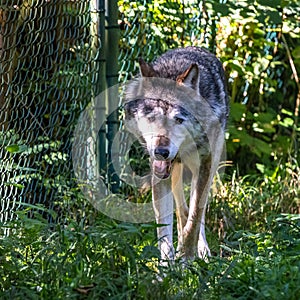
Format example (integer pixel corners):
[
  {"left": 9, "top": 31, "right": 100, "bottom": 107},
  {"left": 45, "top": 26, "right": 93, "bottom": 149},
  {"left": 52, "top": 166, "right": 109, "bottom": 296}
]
[{"left": 124, "top": 46, "right": 229, "bottom": 261}]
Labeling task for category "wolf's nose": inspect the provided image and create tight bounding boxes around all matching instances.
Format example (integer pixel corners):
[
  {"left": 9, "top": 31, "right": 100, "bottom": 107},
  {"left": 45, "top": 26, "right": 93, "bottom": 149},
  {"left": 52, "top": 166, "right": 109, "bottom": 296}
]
[{"left": 154, "top": 148, "right": 170, "bottom": 160}]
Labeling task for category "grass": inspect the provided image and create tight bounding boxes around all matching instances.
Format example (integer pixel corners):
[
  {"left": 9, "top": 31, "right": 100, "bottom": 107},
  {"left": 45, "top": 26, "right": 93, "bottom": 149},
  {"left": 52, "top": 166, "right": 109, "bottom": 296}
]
[{"left": 0, "top": 165, "right": 299, "bottom": 299}]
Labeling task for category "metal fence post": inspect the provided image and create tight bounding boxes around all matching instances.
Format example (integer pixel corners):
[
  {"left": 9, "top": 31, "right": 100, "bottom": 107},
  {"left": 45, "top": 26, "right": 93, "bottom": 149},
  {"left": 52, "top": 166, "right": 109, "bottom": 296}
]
[
  {"left": 105, "top": 0, "right": 120, "bottom": 192},
  {"left": 97, "top": 0, "right": 107, "bottom": 177}
]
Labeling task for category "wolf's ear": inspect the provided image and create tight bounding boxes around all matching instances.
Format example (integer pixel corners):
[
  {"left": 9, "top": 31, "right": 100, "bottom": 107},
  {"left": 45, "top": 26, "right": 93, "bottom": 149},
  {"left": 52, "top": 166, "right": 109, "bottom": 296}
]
[
  {"left": 139, "top": 58, "right": 158, "bottom": 77},
  {"left": 176, "top": 64, "right": 200, "bottom": 93}
]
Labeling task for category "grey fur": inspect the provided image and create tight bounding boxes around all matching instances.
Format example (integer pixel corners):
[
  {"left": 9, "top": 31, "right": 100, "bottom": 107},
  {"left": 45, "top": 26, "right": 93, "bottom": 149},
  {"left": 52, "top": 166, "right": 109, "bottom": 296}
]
[
  {"left": 146, "top": 46, "right": 229, "bottom": 128},
  {"left": 123, "top": 47, "right": 229, "bottom": 262}
]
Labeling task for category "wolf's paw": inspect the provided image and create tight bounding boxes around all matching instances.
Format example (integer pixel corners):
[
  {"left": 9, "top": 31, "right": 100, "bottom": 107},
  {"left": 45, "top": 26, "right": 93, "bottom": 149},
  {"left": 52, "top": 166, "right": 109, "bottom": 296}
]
[
  {"left": 158, "top": 240, "right": 175, "bottom": 266},
  {"left": 197, "top": 241, "right": 211, "bottom": 261}
]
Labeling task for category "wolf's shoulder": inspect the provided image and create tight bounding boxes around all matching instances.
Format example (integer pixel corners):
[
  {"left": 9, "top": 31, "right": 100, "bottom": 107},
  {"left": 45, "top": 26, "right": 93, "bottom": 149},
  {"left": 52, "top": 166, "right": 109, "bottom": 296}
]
[
  {"left": 153, "top": 46, "right": 219, "bottom": 64},
  {"left": 151, "top": 47, "right": 223, "bottom": 79},
  {"left": 161, "top": 46, "right": 213, "bottom": 57}
]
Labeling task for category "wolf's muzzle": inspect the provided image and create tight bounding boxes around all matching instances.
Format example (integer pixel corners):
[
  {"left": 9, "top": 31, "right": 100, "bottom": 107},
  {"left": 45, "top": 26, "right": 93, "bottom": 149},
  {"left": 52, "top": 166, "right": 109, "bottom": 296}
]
[{"left": 154, "top": 147, "right": 170, "bottom": 160}]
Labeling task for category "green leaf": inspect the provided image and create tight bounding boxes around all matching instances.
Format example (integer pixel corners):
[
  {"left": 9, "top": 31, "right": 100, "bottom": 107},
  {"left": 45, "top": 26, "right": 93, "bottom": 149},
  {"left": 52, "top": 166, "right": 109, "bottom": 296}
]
[
  {"left": 230, "top": 103, "right": 246, "bottom": 121},
  {"left": 254, "top": 111, "right": 276, "bottom": 123},
  {"left": 4, "top": 182, "right": 25, "bottom": 189},
  {"left": 292, "top": 46, "right": 300, "bottom": 59},
  {"left": 281, "top": 109, "right": 293, "bottom": 116},
  {"left": 250, "top": 138, "right": 272, "bottom": 157},
  {"left": 6, "top": 144, "right": 28, "bottom": 153},
  {"left": 256, "top": 163, "right": 265, "bottom": 174},
  {"left": 253, "top": 27, "right": 265, "bottom": 37},
  {"left": 280, "top": 117, "right": 294, "bottom": 128},
  {"left": 228, "top": 60, "right": 245, "bottom": 75}
]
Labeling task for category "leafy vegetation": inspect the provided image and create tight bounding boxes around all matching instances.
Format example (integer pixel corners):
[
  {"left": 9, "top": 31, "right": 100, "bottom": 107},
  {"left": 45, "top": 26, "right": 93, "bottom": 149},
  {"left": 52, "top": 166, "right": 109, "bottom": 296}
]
[
  {"left": 1, "top": 153, "right": 299, "bottom": 299},
  {"left": 1, "top": 169, "right": 299, "bottom": 299}
]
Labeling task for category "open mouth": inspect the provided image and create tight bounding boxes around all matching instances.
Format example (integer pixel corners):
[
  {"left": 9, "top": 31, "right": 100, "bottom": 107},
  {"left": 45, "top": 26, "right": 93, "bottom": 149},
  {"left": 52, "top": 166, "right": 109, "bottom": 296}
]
[{"left": 152, "top": 159, "right": 173, "bottom": 179}]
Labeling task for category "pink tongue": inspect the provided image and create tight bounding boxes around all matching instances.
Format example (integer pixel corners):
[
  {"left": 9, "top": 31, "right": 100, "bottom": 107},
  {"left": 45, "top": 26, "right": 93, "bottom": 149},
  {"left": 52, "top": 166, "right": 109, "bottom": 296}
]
[{"left": 152, "top": 160, "right": 171, "bottom": 179}]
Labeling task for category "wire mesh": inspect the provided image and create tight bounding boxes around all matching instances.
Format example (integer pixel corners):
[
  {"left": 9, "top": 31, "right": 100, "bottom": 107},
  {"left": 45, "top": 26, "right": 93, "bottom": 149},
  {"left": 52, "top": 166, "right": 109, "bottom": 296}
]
[
  {"left": 118, "top": 0, "right": 211, "bottom": 82},
  {"left": 0, "top": 0, "right": 101, "bottom": 223}
]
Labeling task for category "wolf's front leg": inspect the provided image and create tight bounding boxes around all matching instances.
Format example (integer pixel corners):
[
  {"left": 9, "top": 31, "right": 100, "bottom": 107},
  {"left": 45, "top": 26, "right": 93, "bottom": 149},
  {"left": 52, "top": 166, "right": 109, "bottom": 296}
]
[
  {"left": 152, "top": 176, "right": 174, "bottom": 261},
  {"left": 171, "top": 162, "right": 188, "bottom": 256},
  {"left": 198, "top": 210, "right": 211, "bottom": 258},
  {"left": 182, "top": 155, "right": 212, "bottom": 260}
]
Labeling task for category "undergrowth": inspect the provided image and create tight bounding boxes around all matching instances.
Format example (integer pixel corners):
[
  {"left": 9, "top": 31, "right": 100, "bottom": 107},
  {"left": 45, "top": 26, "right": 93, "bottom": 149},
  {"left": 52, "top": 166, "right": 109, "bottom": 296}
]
[{"left": 0, "top": 165, "right": 299, "bottom": 299}]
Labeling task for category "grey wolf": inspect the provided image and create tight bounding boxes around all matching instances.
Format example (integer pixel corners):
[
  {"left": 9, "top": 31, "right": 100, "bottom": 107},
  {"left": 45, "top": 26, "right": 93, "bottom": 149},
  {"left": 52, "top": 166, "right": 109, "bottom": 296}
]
[{"left": 124, "top": 46, "right": 229, "bottom": 261}]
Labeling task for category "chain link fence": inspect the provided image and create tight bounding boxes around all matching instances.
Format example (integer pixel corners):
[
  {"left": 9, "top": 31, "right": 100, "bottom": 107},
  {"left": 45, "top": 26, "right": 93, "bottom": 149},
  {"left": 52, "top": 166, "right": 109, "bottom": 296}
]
[
  {"left": 0, "top": 0, "right": 104, "bottom": 224},
  {"left": 118, "top": 0, "right": 214, "bottom": 80}
]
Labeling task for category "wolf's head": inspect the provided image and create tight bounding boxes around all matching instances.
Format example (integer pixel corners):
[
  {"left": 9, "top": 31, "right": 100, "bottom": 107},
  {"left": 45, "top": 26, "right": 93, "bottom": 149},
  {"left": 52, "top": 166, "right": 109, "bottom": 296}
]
[
  {"left": 129, "top": 98, "right": 198, "bottom": 179},
  {"left": 124, "top": 60, "right": 209, "bottom": 180}
]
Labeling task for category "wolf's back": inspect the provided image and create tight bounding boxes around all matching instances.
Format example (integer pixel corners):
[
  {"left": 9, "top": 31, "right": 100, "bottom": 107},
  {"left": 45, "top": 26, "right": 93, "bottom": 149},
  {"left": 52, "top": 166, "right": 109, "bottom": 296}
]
[{"left": 150, "top": 47, "right": 229, "bottom": 127}]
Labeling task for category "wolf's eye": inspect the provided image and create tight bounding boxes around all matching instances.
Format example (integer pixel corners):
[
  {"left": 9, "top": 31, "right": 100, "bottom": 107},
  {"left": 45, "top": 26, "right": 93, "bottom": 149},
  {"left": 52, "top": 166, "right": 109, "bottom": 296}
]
[
  {"left": 174, "top": 116, "right": 185, "bottom": 124},
  {"left": 148, "top": 116, "right": 155, "bottom": 122}
]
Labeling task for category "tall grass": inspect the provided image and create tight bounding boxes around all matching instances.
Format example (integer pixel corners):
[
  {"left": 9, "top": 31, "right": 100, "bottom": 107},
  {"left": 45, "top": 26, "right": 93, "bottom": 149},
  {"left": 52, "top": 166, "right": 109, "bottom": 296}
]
[{"left": 0, "top": 164, "right": 299, "bottom": 299}]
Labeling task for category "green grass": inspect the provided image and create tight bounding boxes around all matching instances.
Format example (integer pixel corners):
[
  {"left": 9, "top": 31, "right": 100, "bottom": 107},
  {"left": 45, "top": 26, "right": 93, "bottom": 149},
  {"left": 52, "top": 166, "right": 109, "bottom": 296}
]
[{"left": 0, "top": 167, "right": 299, "bottom": 299}]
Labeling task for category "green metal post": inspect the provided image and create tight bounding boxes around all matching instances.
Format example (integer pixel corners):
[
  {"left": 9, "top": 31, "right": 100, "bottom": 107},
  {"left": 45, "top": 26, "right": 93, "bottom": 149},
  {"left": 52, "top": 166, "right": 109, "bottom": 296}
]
[
  {"left": 105, "top": 0, "right": 120, "bottom": 192},
  {"left": 97, "top": 0, "right": 107, "bottom": 178}
]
